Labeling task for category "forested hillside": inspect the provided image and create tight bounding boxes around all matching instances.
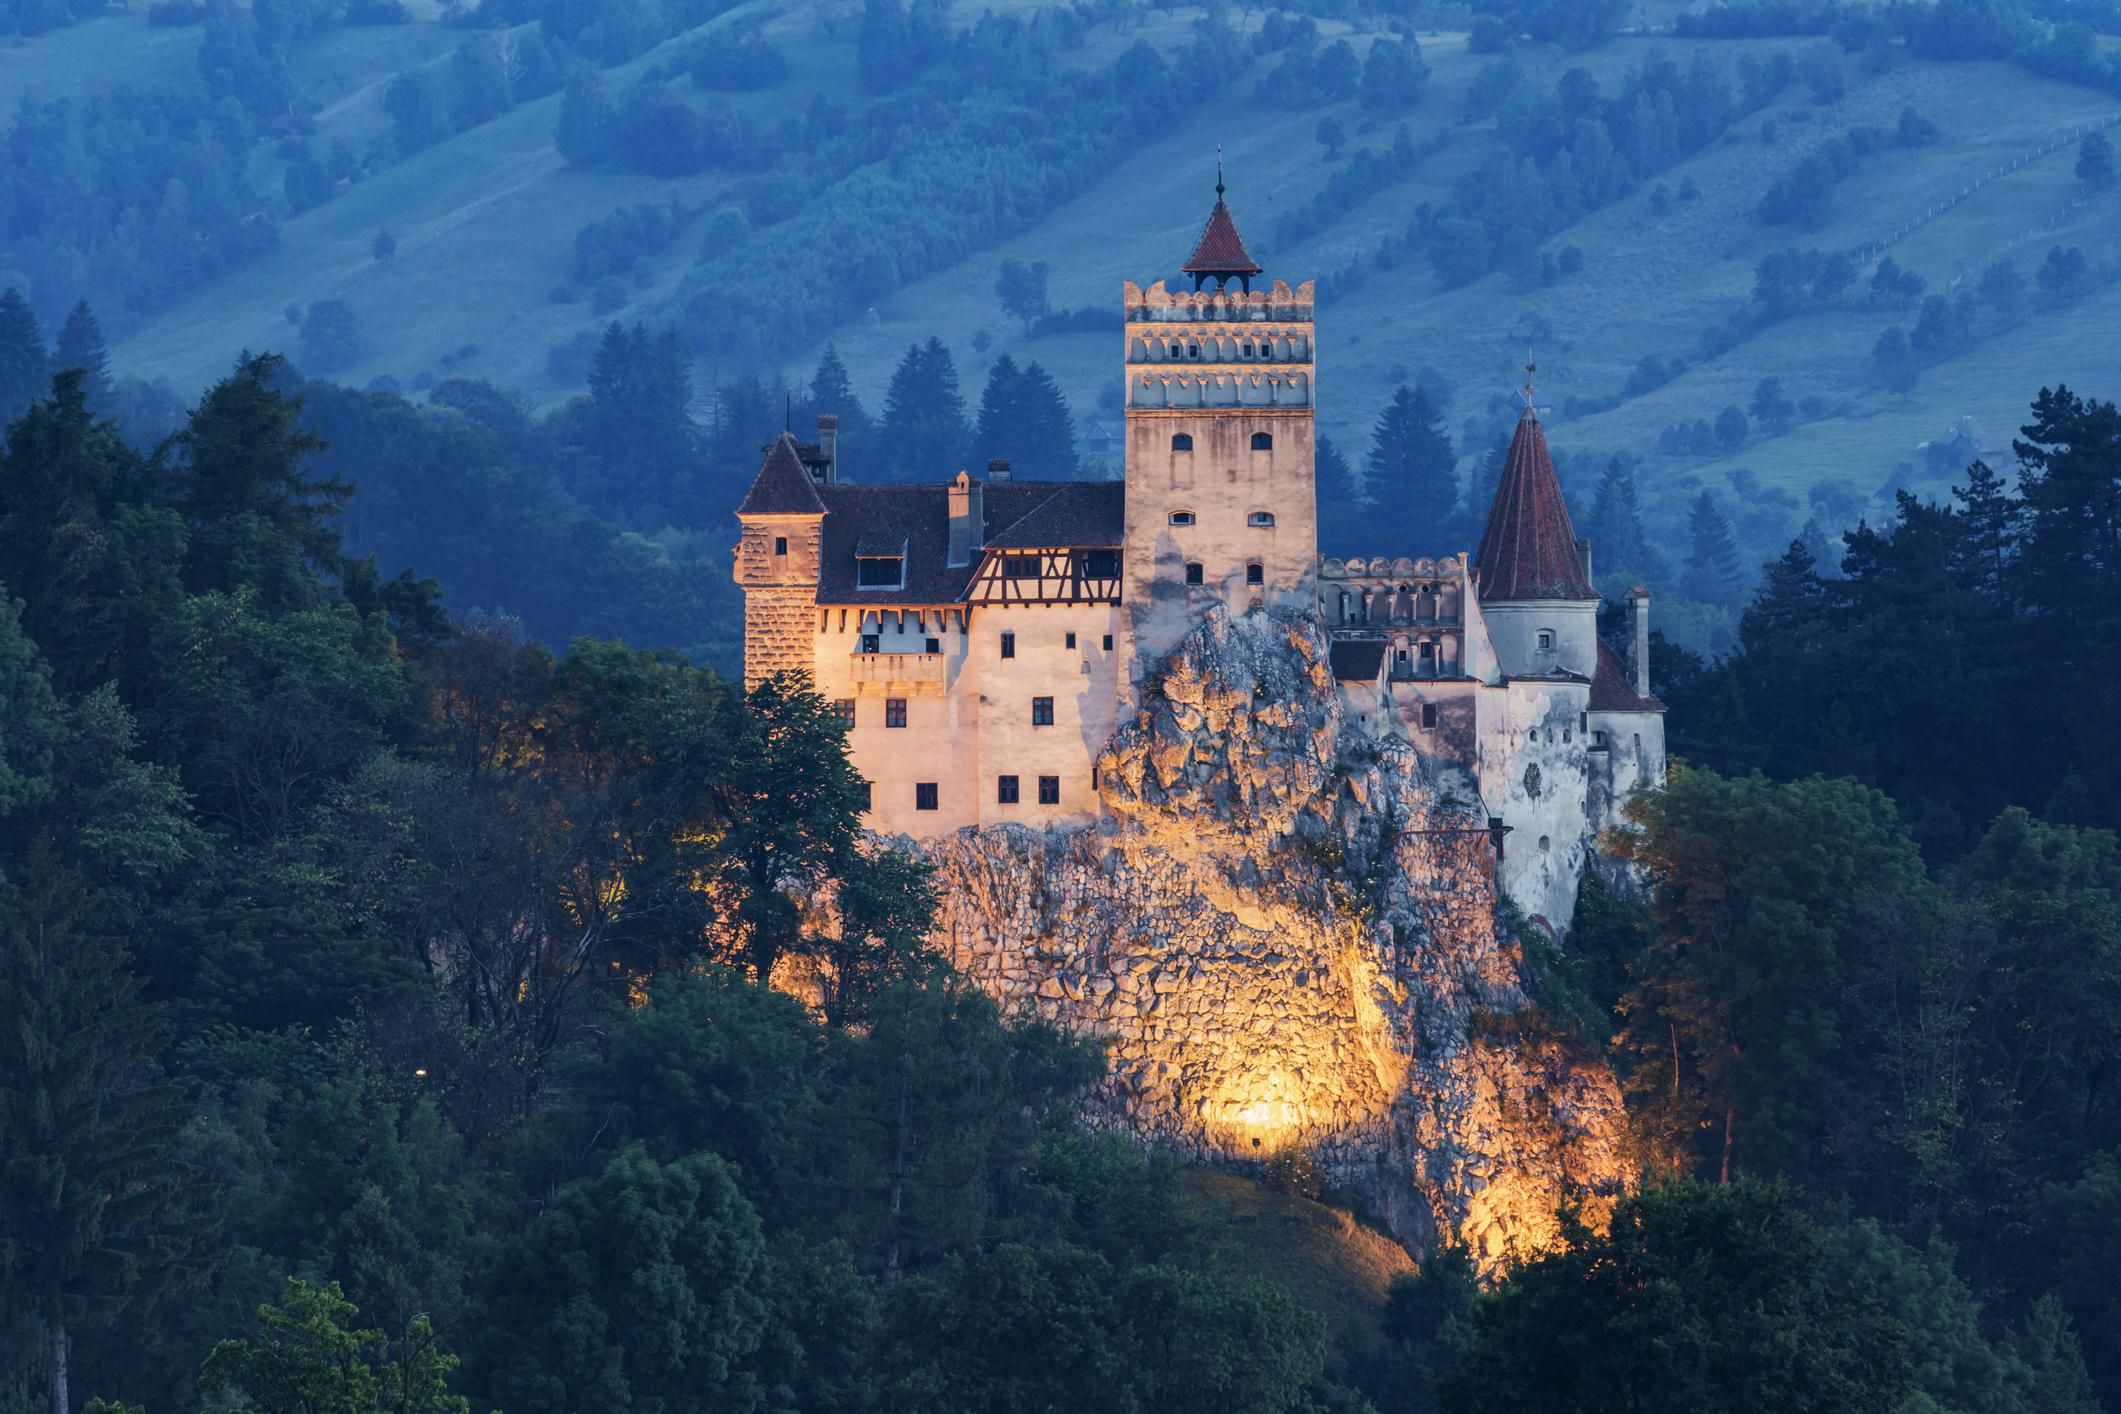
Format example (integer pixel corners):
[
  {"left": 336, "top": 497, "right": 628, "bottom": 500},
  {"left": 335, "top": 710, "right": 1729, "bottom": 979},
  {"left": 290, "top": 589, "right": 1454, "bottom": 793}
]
[{"left": 3, "top": 0, "right": 2118, "bottom": 656}]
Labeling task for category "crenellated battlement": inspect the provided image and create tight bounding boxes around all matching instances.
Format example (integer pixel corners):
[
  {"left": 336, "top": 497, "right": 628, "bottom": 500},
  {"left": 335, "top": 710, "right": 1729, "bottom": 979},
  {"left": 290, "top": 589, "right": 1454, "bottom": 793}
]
[{"left": 1123, "top": 277, "right": 1315, "bottom": 322}]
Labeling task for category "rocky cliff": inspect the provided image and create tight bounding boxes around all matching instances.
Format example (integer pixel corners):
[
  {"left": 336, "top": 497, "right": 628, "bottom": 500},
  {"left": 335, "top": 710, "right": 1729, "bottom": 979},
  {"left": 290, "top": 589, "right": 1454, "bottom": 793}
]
[{"left": 916, "top": 606, "right": 1626, "bottom": 1262}]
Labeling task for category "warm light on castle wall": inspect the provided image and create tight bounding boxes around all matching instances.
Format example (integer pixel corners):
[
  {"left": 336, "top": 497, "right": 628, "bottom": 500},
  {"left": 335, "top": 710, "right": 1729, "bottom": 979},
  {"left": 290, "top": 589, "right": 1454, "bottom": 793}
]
[{"left": 1211, "top": 1064, "right": 1311, "bottom": 1150}]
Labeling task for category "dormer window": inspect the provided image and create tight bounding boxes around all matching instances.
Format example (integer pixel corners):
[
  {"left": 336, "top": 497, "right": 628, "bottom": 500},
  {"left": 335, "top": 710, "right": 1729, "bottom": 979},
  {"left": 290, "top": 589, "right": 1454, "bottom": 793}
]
[
  {"left": 1248, "top": 511, "right": 1275, "bottom": 527},
  {"left": 1169, "top": 510, "right": 1196, "bottom": 526},
  {"left": 856, "top": 557, "right": 903, "bottom": 589},
  {"left": 1171, "top": 433, "right": 1194, "bottom": 452},
  {"left": 1251, "top": 432, "right": 1273, "bottom": 451}
]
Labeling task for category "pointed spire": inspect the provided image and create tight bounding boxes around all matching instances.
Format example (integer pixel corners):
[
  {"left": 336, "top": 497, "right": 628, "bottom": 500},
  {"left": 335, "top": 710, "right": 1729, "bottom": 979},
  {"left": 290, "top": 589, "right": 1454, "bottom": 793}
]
[
  {"left": 737, "top": 432, "right": 827, "bottom": 516},
  {"left": 1183, "top": 156, "right": 1263, "bottom": 292},
  {"left": 1472, "top": 402, "right": 1598, "bottom": 602}
]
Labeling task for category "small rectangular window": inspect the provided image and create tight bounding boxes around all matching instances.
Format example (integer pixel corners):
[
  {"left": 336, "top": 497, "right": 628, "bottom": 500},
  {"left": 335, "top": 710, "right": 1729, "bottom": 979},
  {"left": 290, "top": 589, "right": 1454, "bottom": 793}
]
[
  {"left": 834, "top": 698, "right": 855, "bottom": 727},
  {"left": 997, "top": 774, "right": 1019, "bottom": 804},
  {"left": 885, "top": 698, "right": 907, "bottom": 728},
  {"left": 925, "top": 637, "right": 941, "bottom": 654},
  {"left": 1066, "top": 631, "right": 1077, "bottom": 649},
  {"left": 1246, "top": 563, "right": 1264, "bottom": 585},
  {"left": 915, "top": 782, "right": 938, "bottom": 811},
  {"left": 861, "top": 633, "right": 880, "bottom": 654},
  {"left": 1032, "top": 696, "right": 1054, "bottom": 726},
  {"left": 859, "top": 781, "right": 872, "bottom": 810},
  {"left": 1537, "top": 630, "right": 1555, "bottom": 650},
  {"left": 1421, "top": 703, "right": 1438, "bottom": 729},
  {"left": 1003, "top": 555, "right": 1040, "bottom": 578},
  {"left": 1102, "top": 634, "right": 1114, "bottom": 651},
  {"left": 774, "top": 535, "right": 788, "bottom": 555},
  {"left": 1184, "top": 562, "right": 1204, "bottom": 585},
  {"left": 1081, "top": 549, "right": 1120, "bottom": 578},
  {"left": 1037, "top": 775, "right": 1060, "bottom": 805},
  {"left": 1000, "top": 631, "right": 1015, "bottom": 659}
]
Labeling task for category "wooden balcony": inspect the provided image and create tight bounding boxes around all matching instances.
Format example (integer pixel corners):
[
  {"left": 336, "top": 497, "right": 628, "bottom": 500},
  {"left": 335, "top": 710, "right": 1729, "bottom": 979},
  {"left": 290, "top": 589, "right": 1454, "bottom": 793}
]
[{"left": 850, "top": 651, "right": 947, "bottom": 689}]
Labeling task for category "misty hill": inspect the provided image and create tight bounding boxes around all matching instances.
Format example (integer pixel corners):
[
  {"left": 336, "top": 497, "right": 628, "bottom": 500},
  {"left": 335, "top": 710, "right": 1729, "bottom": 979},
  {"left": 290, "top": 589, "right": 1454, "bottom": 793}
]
[{"left": 6, "top": 0, "right": 2120, "bottom": 651}]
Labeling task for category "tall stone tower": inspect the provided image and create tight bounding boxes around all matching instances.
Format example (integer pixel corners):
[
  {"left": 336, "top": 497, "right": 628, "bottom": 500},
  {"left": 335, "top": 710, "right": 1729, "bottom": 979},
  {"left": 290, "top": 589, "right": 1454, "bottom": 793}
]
[
  {"left": 1120, "top": 178, "right": 1319, "bottom": 677},
  {"left": 733, "top": 432, "right": 826, "bottom": 688}
]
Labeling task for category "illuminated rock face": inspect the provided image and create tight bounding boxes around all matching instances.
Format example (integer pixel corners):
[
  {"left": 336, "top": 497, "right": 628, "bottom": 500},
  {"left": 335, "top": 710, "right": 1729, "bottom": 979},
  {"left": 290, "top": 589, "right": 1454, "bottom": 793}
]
[{"left": 917, "top": 605, "right": 1627, "bottom": 1261}]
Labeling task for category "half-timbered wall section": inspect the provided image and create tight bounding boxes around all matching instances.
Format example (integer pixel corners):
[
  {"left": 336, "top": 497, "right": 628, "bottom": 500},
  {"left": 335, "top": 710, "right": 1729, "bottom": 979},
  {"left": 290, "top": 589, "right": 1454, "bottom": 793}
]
[{"left": 966, "top": 548, "right": 1123, "bottom": 605}]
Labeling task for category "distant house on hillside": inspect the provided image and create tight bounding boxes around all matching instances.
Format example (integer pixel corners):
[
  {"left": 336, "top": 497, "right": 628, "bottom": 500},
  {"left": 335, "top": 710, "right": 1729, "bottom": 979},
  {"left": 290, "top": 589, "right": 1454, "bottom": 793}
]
[{"left": 1919, "top": 415, "right": 2008, "bottom": 473}]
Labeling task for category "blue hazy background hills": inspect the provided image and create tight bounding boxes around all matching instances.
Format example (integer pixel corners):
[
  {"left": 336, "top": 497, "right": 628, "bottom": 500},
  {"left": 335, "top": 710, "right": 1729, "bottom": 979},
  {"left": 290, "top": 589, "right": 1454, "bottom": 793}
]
[{"left": 2, "top": 0, "right": 2118, "bottom": 666}]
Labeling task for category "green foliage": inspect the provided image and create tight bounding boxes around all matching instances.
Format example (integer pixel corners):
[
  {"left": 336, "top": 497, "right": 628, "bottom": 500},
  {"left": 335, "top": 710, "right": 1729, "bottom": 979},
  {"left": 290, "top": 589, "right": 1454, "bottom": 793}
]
[
  {"left": 993, "top": 258, "right": 1049, "bottom": 337},
  {"left": 1442, "top": 1181, "right": 1912, "bottom": 1413},
  {"left": 200, "top": 1277, "right": 468, "bottom": 1414},
  {"left": 1363, "top": 385, "right": 1455, "bottom": 545},
  {"left": 973, "top": 354, "right": 1078, "bottom": 482},
  {"left": 1263, "top": 1146, "right": 1326, "bottom": 1201}
]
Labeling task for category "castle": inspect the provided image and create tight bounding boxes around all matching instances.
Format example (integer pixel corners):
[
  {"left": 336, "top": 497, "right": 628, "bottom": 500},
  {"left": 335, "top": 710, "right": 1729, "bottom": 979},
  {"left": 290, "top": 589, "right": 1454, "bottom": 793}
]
[{"left": 734, "top": 185, "right": 1665, "bottom": 931}]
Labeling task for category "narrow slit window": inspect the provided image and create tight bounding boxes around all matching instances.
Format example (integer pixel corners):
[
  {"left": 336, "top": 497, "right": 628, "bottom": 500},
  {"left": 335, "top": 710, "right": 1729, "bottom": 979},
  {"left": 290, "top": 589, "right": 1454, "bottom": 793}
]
[
  {"left": 1421, "top": 702, "right": 1438, "bottom": 728},
  {"left": 1066, "top": 632, "right": 1077, "bottom": 649},
  {"left": 1000, "top": 631, "right": 1015, "bottom": 659},
  {"left": 773, "top": 536, "right": 788, "bottom": 555}
]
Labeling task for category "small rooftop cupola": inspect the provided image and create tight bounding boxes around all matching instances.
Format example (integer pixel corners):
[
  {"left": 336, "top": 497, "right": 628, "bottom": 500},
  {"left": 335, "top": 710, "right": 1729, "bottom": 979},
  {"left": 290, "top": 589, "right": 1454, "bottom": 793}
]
[
  {"left": 1473, "top": 366, "right": 1597, "bottom": 603},
  {"left": 1182, "top": 157, "right": 1264, "bottom": 292}
]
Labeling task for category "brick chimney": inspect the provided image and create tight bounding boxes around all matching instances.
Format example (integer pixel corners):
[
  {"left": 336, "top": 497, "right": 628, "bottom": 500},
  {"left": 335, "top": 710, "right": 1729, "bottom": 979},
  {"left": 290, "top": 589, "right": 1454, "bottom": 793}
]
[
  {"left": 947, "top": 470, "right": 984, "bottom": 568},
  {"left": 986, "top": 457, "right": 1012, "bottom": 483},
  {"left": 815, "top": 414, "right": 839, "bottom": 484}
]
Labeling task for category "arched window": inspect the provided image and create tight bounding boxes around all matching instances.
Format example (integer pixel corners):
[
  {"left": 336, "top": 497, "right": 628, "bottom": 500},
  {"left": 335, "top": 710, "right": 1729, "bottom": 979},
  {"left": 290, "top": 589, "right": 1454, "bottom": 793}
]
[
  {"left": 1168, "top": 510, "right": 1196, "bottom": 526},
  {"left": 1246, "top": 562, "right": 1264, "bottom": 586},
  {"left": 1184, "top": 562, "right": 1204, "bottom": 585},
  {"left": 1171, "top": 433, "right": 1194, "bottom": 451},
  {"left": 1250, "top": 432, "right": 1274, "bottom": 451},
  {"left": 1248, "top": 511, "right": 1275, "bottom": 527}
]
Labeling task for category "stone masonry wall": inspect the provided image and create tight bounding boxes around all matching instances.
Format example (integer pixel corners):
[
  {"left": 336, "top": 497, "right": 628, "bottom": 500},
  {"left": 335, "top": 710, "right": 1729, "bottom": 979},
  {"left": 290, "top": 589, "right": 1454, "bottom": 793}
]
[
  {"left": 742, "top": 585, "right": 817, "bottom": 687},
  {"left": 908, "top": 606, "right": 1626, "bottom": 1262}
]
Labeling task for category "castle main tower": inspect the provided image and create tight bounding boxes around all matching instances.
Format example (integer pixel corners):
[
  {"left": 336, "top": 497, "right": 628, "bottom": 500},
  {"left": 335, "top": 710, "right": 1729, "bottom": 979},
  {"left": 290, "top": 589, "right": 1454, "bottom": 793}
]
[{"left": 1120, "top": 178, "right": 1318, "bottom": 677}]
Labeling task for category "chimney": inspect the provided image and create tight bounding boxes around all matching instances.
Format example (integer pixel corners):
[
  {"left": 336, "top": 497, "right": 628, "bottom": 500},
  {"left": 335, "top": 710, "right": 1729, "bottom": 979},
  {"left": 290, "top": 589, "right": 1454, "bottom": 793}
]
[
  {"left": 816, "top": 414, "right": 839, "bottom": 484},
  {"left": 986, "top": 457, "right": 1012, "bottom": 483},
  {"left": 1627, "top": 586, "right": 1652, "bottom": 698},
  {"left": 1576, "top": 536, "right": 1593, "bottom": 585},
  {"left": 947, "top": 470, "right": 984, "bottom": 568}
]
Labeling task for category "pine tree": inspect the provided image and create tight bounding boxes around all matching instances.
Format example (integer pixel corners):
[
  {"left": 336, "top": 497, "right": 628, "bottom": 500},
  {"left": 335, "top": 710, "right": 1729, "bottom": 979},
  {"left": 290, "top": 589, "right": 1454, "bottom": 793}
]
[
  {"left": 0, "top": 287, "right": 49, "bottom": 425},
  {"left": 1950, "top": 458, "right": 2018, "bottom": 598},
  {"left": 878, "top": 338, "right": 967, "bottom": 483},
  {"left": 858, "top": 0, "right": 913, "bottom": 94},
  {"left": 1363, "top": 385, "right": 1455, "bottom": 548},
  {"left": 1586, "top": 458, "right": 1665, "bottom": 587},
  {"left": 582, "top": 323, "right": 698, "bottom": 523},
  {"left": 808, "top": 343, "right": 873, "bottom": 449},
  {"left": 1683, "top": 492, "right": 1745, "bottom": 606},
  {"left": 1314, "top": 433, "right": 1361, "bottom": 552},
  {"left": 52, "top": 300, "right": 112, "bottom": 414},
  {"left": 1012, "top": 362, "right": 1077, "bottom": 481},
  {"left": 1456, "top": 431, "right": 1511, "bottom": 550},
  {"left": 973, "top": 354, "right": 1022, "bottom": 470}
]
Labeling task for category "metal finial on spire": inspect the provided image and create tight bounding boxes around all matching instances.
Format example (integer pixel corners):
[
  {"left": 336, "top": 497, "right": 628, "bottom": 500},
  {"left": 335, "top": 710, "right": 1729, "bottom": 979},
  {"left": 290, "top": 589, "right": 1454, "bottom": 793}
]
[
  {"left": 1521, "top": 358, "right": 1538, "bottom": 419},
  {"left": 1216, "top": 145, "right": 1225, "bottom": 199}
]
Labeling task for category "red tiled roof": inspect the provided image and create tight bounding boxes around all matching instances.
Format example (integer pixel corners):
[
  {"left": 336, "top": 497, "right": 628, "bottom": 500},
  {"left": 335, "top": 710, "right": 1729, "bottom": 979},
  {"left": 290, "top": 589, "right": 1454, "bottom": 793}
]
[
  {"left": 814, "top": 481, "right": 1116, "bottom": 605},
  {"left": 984, "top": 482, "right": 1124, "bottom": 548},
  {"left": 736, "top": 433, "right": 826, "bottom": 517},
  {"left": 1473, "top": 410, "right": 1597, "bottom": 602},
  {"left": 1590, "top": 640, "right": 1664, "bottom": 713},
  {"left": 1183, "top": 200, "right": 1262, "bottom": 277}
]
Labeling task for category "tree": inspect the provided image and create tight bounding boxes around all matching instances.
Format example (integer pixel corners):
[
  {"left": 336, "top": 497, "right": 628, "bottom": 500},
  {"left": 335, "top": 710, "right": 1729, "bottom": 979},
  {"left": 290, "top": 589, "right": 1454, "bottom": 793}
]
[
  {"left": 1872, "top": 326, "right": 1918, "bottom": 394},
  {"left": 2037, "top": 245, "right": 2088, "bottom": 301},
  {"left": 823, "top": 849, "right": 942, "bottom": 1029},
  {"left": 552, "top": 67, "right": 611, "bottom": 165},
  {"left": 1314, "top": 39, "right": 1359, "bottom": 100},
  {"left": 1749, "top": 377, "right": 1794, "bottom": 432},
  {"left": 1364, "top": 386, "right": 1455, "bottom": 548},
  {"left": 1911, "top": 293, "right": 1960, "bottom": 354},
  {"left": 1681, "top": 493, "right": 1744, "bottom": 606},
  {"left": 878, "top": 338, "right": 968, "bottom": 483},
  {"left": 1606, "top": 769, "right": 1928, "bottom": 1181},
  {"left": 474, "top": 1146, "right": 772, "bottom": 1414},
  {"left": 1714, "top": 404, "right": 1749, "bottom": 451},
  {"left": 568, "top": 320, "right": 700, "bottom": 522},
  {"left": 1314, "top": 433, "right": 1362, "bottom": 552},
  {"left": 372, "top": 229, "right": 397, "bottom": 262},
  {"left": 1360, "top": 37, "right": 1427, "bottom": 111},
  {"left": 2076, "top": 130, "right": 2115, "bottom": 191},
  {"left": 994, "top": 259, "right": 1049, "bottom": 337},
  {"left": 1314, "top": 115, "right": 1346, "bottom": 157},
  {"left": 807, "top": 343, "right": 874, "bottom": 449},
  {"left": 52, "top": 300, "right": 112, "bottom": 412},
  {"left": 1585, "top": 459, "right": 1664, "bottom": 587},
  {"left": 858, "top": 0, "right": 914, "bottom": 94},
  {"left": 1980, "top": 258, "right": 2024, "bottom": 312},
  {"left": 199, "top": 1278, "right": 470, "bottom": 1414},
  {"left": 975, "top": 356, "right": 1077, "bottom": 481},
  {"left": 1442, "top": 1182, "right": 1912, "bottom": 1413},
  {"left": 0, "top": 286, "right": 48, "bottom": 424},
  {"left": 709, "top": 673, "right": 870, "bottom": 987},
  {"left": 0, "top": 604, "right": 197, "bottom": 1414},
  {"left": 383, "top": 68, "right": 451, "bottom": 154},
  {"left": 300, "top": 298, "right": 367, "bottom": 375}
]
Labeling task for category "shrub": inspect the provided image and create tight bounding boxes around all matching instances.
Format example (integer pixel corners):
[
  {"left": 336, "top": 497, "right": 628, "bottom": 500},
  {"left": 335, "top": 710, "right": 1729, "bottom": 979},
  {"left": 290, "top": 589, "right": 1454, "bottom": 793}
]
[
  {"left": 299, "top": 298, "right": 365, "bottom": 374},
  {"left": 1263, "top": 1145, "right": 1325, "bottom": 1200}
]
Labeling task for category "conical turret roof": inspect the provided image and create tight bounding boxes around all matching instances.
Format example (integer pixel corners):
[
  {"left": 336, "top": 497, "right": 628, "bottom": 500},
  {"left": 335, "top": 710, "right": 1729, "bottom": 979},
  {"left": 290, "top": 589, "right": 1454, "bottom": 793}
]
[
  {"left": 737, "top": 432, "right": 826, "bottom": 516},
  {"left": 1183, "top": 198, "right": 1262, "bottom": 281},
  {"left": 1473, "top": 406, "right": 1597, "bottom": 602}
]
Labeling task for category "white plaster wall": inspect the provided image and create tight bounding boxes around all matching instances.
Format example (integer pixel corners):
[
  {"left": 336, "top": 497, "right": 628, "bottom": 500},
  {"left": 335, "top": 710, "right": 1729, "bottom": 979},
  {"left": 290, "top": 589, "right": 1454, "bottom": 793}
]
[
  {"left": 1477, "top": 681, "right": 1594, "bottom": 932},
  {"left": 964, "top": 603, "right": 1122, "bottom": 829},
  {"left": 1480, "top": 600, "right": 1599, "bottom": 680},
  {"left": 1588, "top": 709, "right": 1668, "bottom": 835},
  {"left": 813, "top": 604, "right": 977, "bottom": 836}
]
